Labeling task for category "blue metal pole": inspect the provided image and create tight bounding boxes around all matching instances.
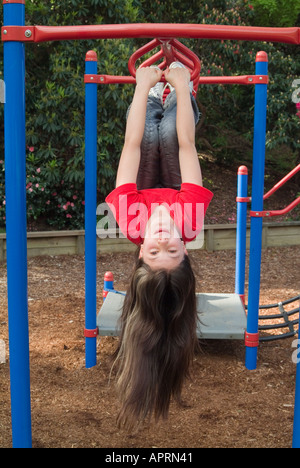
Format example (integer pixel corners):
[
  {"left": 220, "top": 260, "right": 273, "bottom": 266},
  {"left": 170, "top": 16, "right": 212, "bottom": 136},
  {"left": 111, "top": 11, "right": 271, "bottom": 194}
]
[
  {"left": 3, "top": 1, "right": 32, "bottom": 448},
  {"left": 293, "top": 342, "right": 300, "bottom": 448},
  {"left": 84, "top": 51, "right": 98, "bottom": 369},
  {"left": 235, "top": 166, "right": 248, "bottom": 304},
  {"left": 245, "top": 52, "right": 268, "bottom": 371}
]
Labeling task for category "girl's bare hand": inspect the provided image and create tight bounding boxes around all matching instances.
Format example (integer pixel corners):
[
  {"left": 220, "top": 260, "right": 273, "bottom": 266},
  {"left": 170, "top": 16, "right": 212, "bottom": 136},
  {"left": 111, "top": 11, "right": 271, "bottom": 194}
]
[
  {"left": 136, "top": 67, "right": 163, "bottom": 89},
  {"left": 164, "top": 67, "right": 191, "bottom": 89}
]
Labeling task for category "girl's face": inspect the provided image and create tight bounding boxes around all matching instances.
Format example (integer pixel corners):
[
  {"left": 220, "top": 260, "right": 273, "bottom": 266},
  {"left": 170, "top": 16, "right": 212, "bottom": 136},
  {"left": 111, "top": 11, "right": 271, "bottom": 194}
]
[{"left": 140, "top": 205, "right": 187, "bottom": 271}]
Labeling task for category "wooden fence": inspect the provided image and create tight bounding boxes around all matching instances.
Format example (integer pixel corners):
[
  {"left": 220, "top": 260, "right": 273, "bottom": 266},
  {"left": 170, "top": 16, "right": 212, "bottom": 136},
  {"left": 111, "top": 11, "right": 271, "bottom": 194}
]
[{"left": 0, "top": 222, "right": 299, "bottom": 261}]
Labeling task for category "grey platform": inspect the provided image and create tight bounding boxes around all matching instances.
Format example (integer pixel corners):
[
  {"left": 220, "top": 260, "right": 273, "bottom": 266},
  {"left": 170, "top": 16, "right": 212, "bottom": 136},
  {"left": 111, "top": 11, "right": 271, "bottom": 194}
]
[{"left": 97, "top": 292, "right": 247, "bottom": 340}]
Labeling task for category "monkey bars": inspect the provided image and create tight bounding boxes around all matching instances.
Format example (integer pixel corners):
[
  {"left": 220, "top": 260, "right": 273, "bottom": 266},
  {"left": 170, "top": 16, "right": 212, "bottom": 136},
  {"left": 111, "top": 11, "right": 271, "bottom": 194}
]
[
  {"left": 2, "top": 0, "right": 300, "bottom": 449},
  {"left": 2, "top": 23, "right": 300, "bottom": 44}
]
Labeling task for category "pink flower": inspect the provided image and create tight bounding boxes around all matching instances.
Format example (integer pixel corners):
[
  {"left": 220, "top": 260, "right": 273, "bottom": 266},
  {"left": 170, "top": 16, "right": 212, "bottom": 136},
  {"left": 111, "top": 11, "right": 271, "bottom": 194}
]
[
  {"left": 28, "top": 147, "right": 34, "bottom": 153},
  {"left": 63, "top": 204, "right": 68, "bottom": 210},
  {"left": 36, "top": 168, "right": 41, "bottom": 173},
  {"left": 249, "top": 4, "right": 253, "bottom": 9},
  {"left": 66, "top": 214, "right": 72, "bottom": 218},
  {"left": 73, "top": 195, "right": 77, "bottom": 200},
  {"left": 35, "top": 183, "right": 39, "bottom": 188},
  {"left": 46, "top": 200, "right": 50, "bottom": 205}
]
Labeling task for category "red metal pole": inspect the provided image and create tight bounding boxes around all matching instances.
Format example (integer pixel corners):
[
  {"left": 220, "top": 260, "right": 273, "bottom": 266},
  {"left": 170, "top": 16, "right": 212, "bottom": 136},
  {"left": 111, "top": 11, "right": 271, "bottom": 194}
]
[
  {"left": 3, "top": 23, "right": 298, "bottom": 44},
  {"left": 84, "top": 73, "right": 268, "bottom": 86},
  {"left": 263, "top": 164, "right": 300, "bottom": 200},
  {"left": 250, "top": 197, "right": 300, "bottom": 218}
]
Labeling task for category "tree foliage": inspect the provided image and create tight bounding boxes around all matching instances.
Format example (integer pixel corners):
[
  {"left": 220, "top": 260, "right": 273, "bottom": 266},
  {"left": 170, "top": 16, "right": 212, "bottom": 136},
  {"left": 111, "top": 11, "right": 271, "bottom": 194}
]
[
  {"left": 0, "top": 0, "right": 299, "bottom": 229},
  {"left": 250, "top": 0, "right": 300, "bottom": 27}
]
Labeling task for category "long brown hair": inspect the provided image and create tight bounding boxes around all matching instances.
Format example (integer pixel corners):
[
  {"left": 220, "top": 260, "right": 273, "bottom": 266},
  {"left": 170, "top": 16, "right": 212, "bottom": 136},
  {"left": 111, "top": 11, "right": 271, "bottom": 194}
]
[{"left": 112, "top": 253, "right": 198, "bottom": 429}]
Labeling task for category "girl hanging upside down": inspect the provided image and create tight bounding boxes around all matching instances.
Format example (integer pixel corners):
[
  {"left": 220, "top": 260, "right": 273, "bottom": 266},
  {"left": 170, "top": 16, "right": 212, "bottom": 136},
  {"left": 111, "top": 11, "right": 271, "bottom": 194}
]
[{"left": 105, "top": 63, "right": 214, "bottom": 429}]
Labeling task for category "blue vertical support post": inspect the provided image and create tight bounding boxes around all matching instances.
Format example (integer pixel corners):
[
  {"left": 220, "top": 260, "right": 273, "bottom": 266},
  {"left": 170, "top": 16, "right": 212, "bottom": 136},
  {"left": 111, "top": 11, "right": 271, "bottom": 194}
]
[
  {"left": 84, "top": 51, "right": 98, "bottom": 368},
  {"left": 245, "top": 51, "right": 268, "bottom": 370},
  {"left": 3, "top": 0, "right": 32, "bottom": 448},
  {"left": 235, "top": 166, "right": 248, "bottom": 305}
]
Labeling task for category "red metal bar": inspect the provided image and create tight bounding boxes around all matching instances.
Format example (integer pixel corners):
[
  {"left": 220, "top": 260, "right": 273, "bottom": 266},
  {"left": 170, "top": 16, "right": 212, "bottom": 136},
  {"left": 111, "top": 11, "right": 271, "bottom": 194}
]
[
  {"left": 170, "top": 38, "right": 201, "bottom": 81},
  {"left": 84, "top": 73, "right": 268, "bottom": 86},
  {"left": 128, "top": 38, "right": 201, "bottom": 82},
  {"left": 3, "top": 0, "right": 25, "bottom": 4},
  {"left": 199, "top": 75, "right": 268, "bottom": 85},
  {"left": 31, "top": 24, "right": 300, "bottom": 45},
  {"left": 250, "top": 197, "right": 300, "bottom": 218},
  {"left": 139, "top": 50, "right": 165, "bottom": 69},
  {"left": 263, "top": 164, "right": 300, "bottom": 200},
  {"left": 84, "top": 74, "right": 135, "bottom": 84},
  {"left": 2, "top": 24, "right": 300, "bottom": 44},
  {"left": 128, "top": 38, "right": 160, "bottom": 76}
]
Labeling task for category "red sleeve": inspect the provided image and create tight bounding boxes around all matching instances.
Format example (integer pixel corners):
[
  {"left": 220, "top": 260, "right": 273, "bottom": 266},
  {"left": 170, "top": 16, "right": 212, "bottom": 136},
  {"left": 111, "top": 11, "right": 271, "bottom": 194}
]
[
  {"left": 105, "top": 184, "right": 145, "bottom": 245},
  {"left": 175, "top": 183, "right": 214, "bottom": 243},
  {"left": 179, "top": 183, "right": 214, "bottom": 212}
]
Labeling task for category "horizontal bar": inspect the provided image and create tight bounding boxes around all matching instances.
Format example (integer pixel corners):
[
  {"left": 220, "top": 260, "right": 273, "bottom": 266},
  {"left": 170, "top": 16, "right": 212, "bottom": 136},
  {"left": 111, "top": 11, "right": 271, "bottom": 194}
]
[
  {"left": 199, "top": 75, "right": 268, "bottom": 85},
  {"left": 258, "top": 295, "right": 300, "bottom": 309},
  {"left": 3, "top": 0, "right": 25, "bottom": 4},
  {"left": 259, "top": 322, "right": 293, "bottom": 331},
  {"left": 260, "top": 331, "right": 297, "bottom": 342},
  {"left": 250, "top": 196, "right": 300, "bottom": 217},
  {"left": 84, "top": 74, "right": 268, "bottom": 85},
  {"left": 263, "top": 164, "right": 300, "bottom": 200},
  {"left": 2, "top": 23, "right": 300, "bottom": 44},
  {"left": 259, "top": 308, "right": 300, "bottom": 320}
]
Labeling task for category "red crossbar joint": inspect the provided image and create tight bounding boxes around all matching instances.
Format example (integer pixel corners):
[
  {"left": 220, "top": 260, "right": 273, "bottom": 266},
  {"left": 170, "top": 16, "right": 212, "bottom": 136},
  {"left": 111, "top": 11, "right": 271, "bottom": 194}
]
[
  {"left": 250, "top": 210, "right": 271, "bottom": 217},
  {"left": 245, "top": 332, "right": 259, "bottom": 348},
  {"left": 84, "top": 328, "right": 98, "bottom": 338},
  {"left": 1, "top": 25, "right": 35, "bottom": 42},
  {"left": 84, "top": 74, "right": 135, "bottom": 85},
  {"left": 84, "top": 74, "right": 101, "bottom": 83},
  {"left": 250, "top": 196, "right": 300, "bottom": 218},
  {"left": 236, "top": 196, "right": 251, "bottom": 203},
  {"left": 248, "top": 75, "right": 269, "bottom": 84}
]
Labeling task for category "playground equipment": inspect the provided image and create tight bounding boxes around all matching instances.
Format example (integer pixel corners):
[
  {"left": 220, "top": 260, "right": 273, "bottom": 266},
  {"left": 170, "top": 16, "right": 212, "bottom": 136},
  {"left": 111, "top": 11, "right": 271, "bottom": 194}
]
[
  {"left": 2, "top": 0, "right": 300, "bottom": 449},
  {"left": 257, "top": 295, "right": 300, "bottom": 342},
  {"left": 99, "top": 287, "right": 247, "bottom": 341}
]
